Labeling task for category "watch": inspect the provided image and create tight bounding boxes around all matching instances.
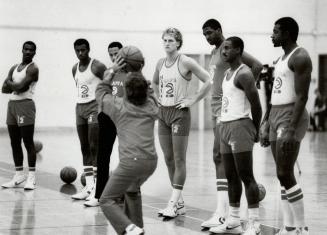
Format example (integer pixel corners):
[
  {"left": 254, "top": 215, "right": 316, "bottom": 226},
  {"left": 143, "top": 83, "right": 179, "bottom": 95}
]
[{"left": 108, "top": 68, "right": 115, "bottom": 74}]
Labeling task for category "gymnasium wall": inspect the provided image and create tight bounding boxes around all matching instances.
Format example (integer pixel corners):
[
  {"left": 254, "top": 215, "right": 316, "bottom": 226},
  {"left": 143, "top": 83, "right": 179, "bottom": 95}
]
[{"left": 0, "top": 0, "right": 324, "bottom": 128}]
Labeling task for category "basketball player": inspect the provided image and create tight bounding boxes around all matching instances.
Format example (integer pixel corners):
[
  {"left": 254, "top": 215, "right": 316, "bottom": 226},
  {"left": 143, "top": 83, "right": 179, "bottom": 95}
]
[
  {"left": 71, "top": 39, "right": 106, "bottom": 200},
  {"left": 260, "top": 17, "right": 311, "bottom": 235},
  {"left": 152, "top": 27, "right": 211, "bottom": 218},
  {"left": 1, "top": 41, "right": 39, "bottom": 190},
  {"left": 85, "top": 44, "right": 144, "bottom": 208},
  {"left": 97, "top": 72, "right": 158, "bottom": 235},
  {"left": 201, "top": 18, "right": 263, "bottom": 228},
  {"left": 210, "top": 37, "right": 262, "bottom": 234}
]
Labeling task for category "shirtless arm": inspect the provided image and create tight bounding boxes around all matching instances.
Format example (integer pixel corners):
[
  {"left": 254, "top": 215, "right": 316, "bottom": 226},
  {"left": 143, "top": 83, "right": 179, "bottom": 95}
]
[
  {"left": 237, "top": 70, "right": 262, "bottom": 141},
  {"left": 176, "top": 56, "right": 211, "bottom": 109},
  {"left": 152, "top": 58, "right": 164, "bottom": 100},
  {"left": 91, "top": 60, "right": 107, "bottom": 80},
  {"left": 242, "top": 51, "right": 263, "bottom": 80},
  {"left": 2, "top": 66, "right": 15, "bottom": 94}
]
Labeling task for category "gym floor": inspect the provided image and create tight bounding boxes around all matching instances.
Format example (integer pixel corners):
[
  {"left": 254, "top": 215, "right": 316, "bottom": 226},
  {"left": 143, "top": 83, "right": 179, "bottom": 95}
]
[{"left": 0, "top": 128, "right": 326, "bottom": 235}]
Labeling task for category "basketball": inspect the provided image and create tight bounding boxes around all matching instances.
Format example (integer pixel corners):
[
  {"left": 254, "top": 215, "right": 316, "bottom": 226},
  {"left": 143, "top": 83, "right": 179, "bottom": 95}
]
[
  {"left": 258, "top": 183, "right": 266, "bottom": 201},
  {"left": 34, "top": 140, "right": 43, "bottom": 153},
  {"left": 118, "top": 46, "right": 144, "bottom": 72},
  {"left": 60, "top": 166, "right": 77, "bottom": 184},
  {"left": 80, "top": 172, "right": 86, "bottom": 186}
]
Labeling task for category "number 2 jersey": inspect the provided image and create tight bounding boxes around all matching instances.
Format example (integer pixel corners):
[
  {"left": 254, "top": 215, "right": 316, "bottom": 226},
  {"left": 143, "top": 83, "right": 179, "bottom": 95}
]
[
  {"left": 74, "top": 59, "right": 101, "bottom": 104},
  {"left": 158, "top": 55, "right": 191, "bottom": 107}
]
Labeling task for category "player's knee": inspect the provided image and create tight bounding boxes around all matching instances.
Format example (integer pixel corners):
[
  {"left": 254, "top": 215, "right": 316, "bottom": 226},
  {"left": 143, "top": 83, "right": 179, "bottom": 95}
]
[
  {"left": 276, "top": 168, "right": 293, "bottom": 183},
  {"left": 174, "top": 157, "right": 186, "bottom": 169}
]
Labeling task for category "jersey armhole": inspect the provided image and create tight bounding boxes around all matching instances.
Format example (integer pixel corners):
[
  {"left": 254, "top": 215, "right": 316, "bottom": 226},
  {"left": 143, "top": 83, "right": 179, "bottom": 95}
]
[{"left": 177, "top": 55, "right": 192, "bottom": 81}]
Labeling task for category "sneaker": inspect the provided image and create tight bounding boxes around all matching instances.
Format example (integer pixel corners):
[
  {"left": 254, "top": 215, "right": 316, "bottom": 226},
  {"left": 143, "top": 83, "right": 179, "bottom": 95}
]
[
  {"left": 85, "top": 186, "right": 96, "bottom": 201},
  {"left": 2, "top": 173, "right": 27, "bottom": 188},
  {"left": 201, "top": 212, "right": 225, "bottom": 228},
  {"left": 125, "top": 224, "right": 144, "bottom": 235},
  {"left": 209, "top": 221, "right": 242, "bottom": 234},
  {"left": 84, "top": 197, "right": 100, "bottom": 207},
  {"left": 24, "top": 174, "right": 36, "bottom": 190},
  {"left": 71, "top": 186, "right": 91, "bottom": 200},
  {"left": 295, "top": 227, "right": 309, "bottom": 235},
  {"left": 275, "top": 227, "right": 296, "bottom": 235},
  {"left": 158, "top": 201, "right": 185, "bottom": 216},
  {"left": 243, "top": 221, "right": 261, "bottom": 235}
]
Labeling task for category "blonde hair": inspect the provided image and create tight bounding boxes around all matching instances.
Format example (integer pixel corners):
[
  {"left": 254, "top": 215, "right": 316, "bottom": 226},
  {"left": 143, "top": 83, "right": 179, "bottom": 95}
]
[{"left": 162, "top": 27, "right": 183, "bottom": 50}]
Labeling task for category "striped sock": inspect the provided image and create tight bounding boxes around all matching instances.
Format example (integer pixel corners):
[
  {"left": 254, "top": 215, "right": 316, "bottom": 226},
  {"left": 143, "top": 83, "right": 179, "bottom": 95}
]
[
  {"left": 281, "top": 187, "right": 295, "bottom": 229},
  {"left": 84, "top": 166, "right": 94, "bottom": 189},
  {"left": 286, "top": 184, "right": 306, "bottom": 228},
  {"left": 216, "top": 179, "right": 229, "bottom": 217},
  {"left": 228, "top": 206, "right": 241, "bottom": 226},
  {"left": 248, "top": 207, "right": 259, "bottom": 222},
  {"left": 15, "top": 166, "right": 24, "bottom": 175},
  {"left": 29, "top": 167, "right": 35, "bottom": 172}
]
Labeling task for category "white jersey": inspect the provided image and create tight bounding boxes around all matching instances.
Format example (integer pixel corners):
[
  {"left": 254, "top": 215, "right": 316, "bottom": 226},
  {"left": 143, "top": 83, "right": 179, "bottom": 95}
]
[
  {"left": 221, "top": 64, "right": 251, "bottom": 122},
  {"left": 271, "top": 47, "right": 300, "bottom": 105},
  {"left": 74, "top": 59, "right": 101, "bottom": 104},
  {"left": 158, "top": 55, "right": 191, "bottom": 106},
  {"left": 10, "top": 62, "right": 37, "bottom": 101}
]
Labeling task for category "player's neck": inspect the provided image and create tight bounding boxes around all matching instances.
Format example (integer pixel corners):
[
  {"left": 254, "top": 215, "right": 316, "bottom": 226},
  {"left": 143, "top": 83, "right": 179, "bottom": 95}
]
[
  {"left": 229, "top": 58, "right": 242, "bottom": 71},
  {"left": 166, "top": 51, "right": 179, "bottom": 63},
  {"left": 21, "top": 58, "right": 32, "bottom": 65},
  {"left": 215, "top": 37, "right": 225, "bottom": 48},
  {"left": 282, "top": 42, "right": 298, "bottom": 56},
  {"left": 79, "top": 57, "right": 91, "bottom": 66}
]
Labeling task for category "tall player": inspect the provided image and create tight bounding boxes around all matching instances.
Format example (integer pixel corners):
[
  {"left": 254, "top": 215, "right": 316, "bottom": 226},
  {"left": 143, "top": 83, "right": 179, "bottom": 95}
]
[
  {"left": 210, "top": 37, "right": 262, "bottom": 235},
  {"left": 84, "top": 41, "right": 124, "bottom": 207},
  {"left": 1, "top": 41, "right": 39, "bottom": 190},
  {"left": 260, "top": 17, "right": 311, "bottom": 235},
  {"left": 71, "top": 38, "right": 106, "bottom": 200},
  {"left": 201, "top": 19, "right": 263, "bottom": 228},
  {"left": 152, "top": 27, "right": 211, "bottom": 218}
]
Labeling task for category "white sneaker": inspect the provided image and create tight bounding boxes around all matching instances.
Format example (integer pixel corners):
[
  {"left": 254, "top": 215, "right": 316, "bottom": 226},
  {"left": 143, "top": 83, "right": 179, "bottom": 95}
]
[
  {"left": 71, "top": 186, "right": 91, "bottom": 200},
  {"left": 275, "top": 227, "right": 296, "bottom": 235},
  {"left": 243, "top": 221, "right": 261, "bottom": 235},
  {"left": 201, "top": 212, "right": 225, "bottom": 228},
  {"left": 2, "top": 173, "right": 27, "bottom": 188},
  {"left": 24, "top": 174, "right": 36, "bottom": 190},
  {"left": 209, "top": 221, "right": 242, "bottom": 234},
  {"left": 158, "top": 201, "right": 185, "bottom": 216},
  {"left": 85, "top": 185, "right": 96, "bottom": 201},
  {"left": 125, "top": 224, "right": 144, "bottom": 235},
  {"left": 295, "top": 227, "right": 309, "bottom": 235},
  {"left": 84, "top": 197, "right": 100, "bottom": 207}
]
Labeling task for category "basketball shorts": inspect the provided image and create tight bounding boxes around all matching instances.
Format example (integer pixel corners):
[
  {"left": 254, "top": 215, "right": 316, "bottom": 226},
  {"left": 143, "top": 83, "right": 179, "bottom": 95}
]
[
  {"left": 6, "top": 99, "right": 36, "bottom": 126},
  {"left": 76, "top": 100, "right": 98, "bottom": 125},
  {"left": 268, "top": 104, "right": 309, "bottom": 142},
  {"left": 158, "top": 106, "right": 191, "bottom": 136},
  {"left": 220, "top": 118, "right": 256, "bottom": 154}
]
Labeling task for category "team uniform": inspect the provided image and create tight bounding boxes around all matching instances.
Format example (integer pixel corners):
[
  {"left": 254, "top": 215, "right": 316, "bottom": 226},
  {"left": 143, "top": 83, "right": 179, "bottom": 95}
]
[
  {"left": 72, "top": 59, "right": 101, "bottom": 200},
  {"left": 97, "top": 82, "right": 158, "bottom": 235},
  {"left": 158, "top": 55, "right": 191, "bottom": 137},
  {"left": 201, "top": 45, "right": 230, "bottom": 228},
  {"left": 211, "top": 64, "right": 260, "bottom": 235},
  {"left": 269, "top": 47, "right": 309, "bottom": 235},
  {"left": 220, "top": 64, "right": 255, "bottom": 154},
  {"left": 269, "top": 47, "right": 309, "bottom": 142},
  {"left": 2, "top": 62, "right": 38, "bottom": 190}
]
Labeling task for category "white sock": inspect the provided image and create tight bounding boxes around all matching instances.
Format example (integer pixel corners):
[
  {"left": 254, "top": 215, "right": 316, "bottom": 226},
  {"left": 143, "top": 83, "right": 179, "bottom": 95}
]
[
  {"left": 280, "top": 187, "right": 294, "bottom": 227},
  {"left": 228, "top": 206, "right": 241, "bottom": 226},
  {"left": 216, "top": 179, "right": 229, "bottom": 217},
  {"left": 28, "top": 171, "right": 36, "bottom": 177},
  {"left": 169, "top": 188, "right": 182, "bottom": 205},
  {"left": 248, "top": 207, "right": 259, "bottom": 223},
  {"left": 286, "top": 184, "right": 306, "bottom": 227},
  {"left": 178, "top": 193, "right": 184, "bottom": 203},
  {"left": 84, "top": 166, "right": 94, "bottom": 189}
]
